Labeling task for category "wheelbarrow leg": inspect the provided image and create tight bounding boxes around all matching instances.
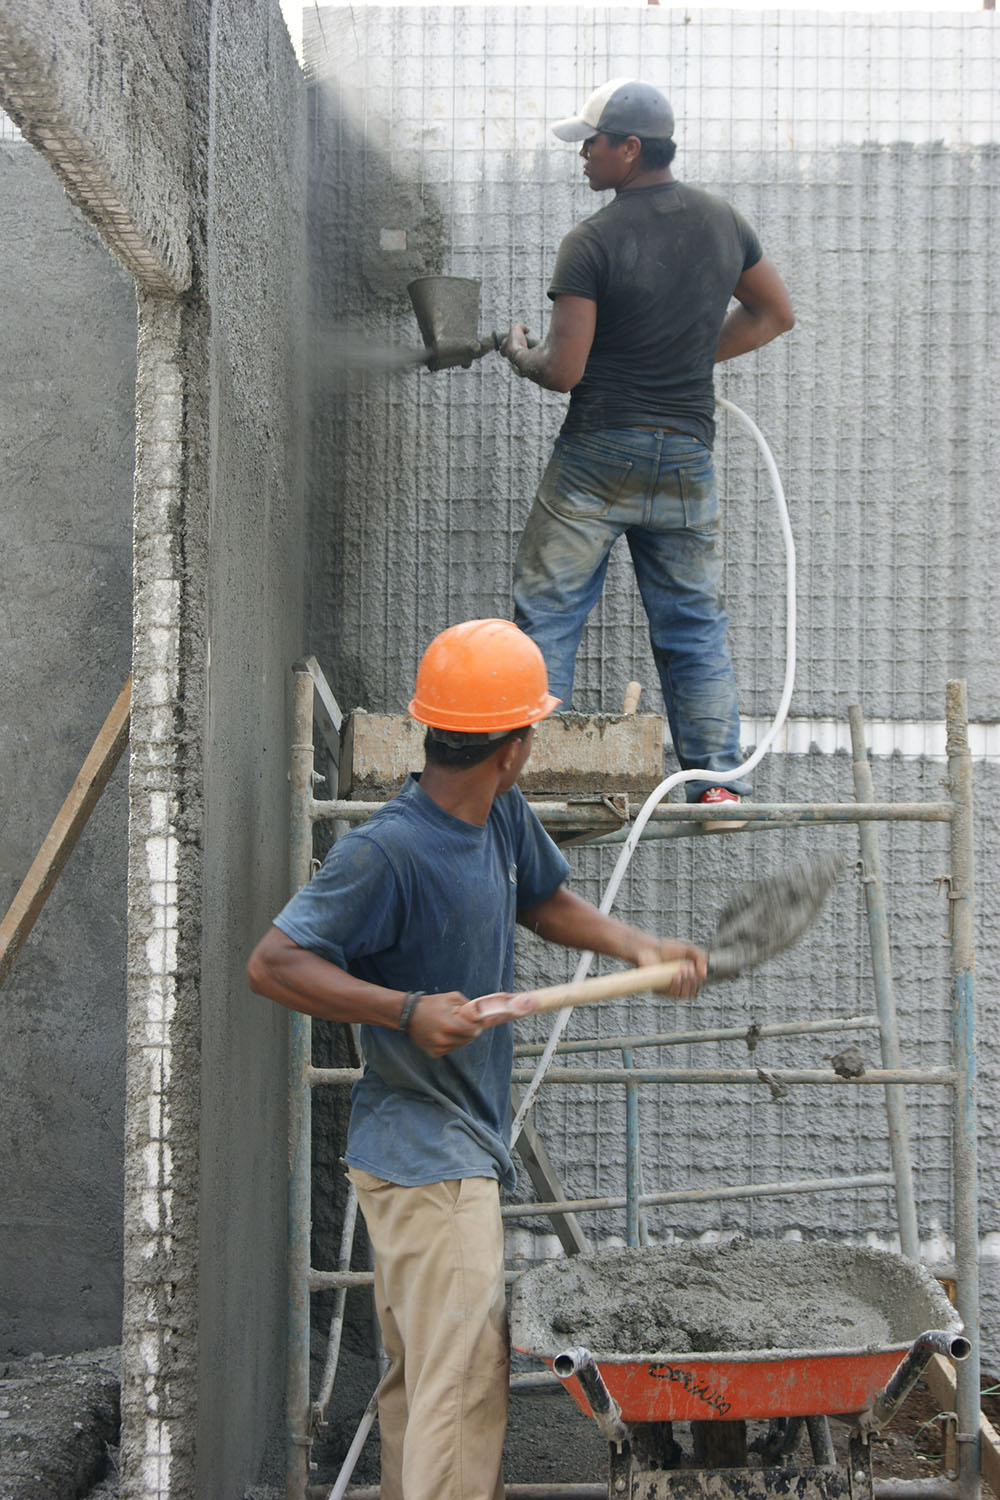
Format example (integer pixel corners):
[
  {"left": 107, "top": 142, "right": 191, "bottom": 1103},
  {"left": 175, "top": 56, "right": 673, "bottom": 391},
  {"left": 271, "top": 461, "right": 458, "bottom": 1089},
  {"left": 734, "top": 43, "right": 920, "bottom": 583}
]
[
  {"left": 758, "top": 1415, "right": 806, "bottom": 1463},
  {"left": 692, "top": 1419, "right": 749, "bottom": 1467},
  {"left": 849, "top": 1428, "right": 874, "bottom": 1500},
  {"left": 606, "top": 1422, "right": 683, "bottom": 1500},
  {"left": 807, "top": 1415, "right": 837, "bottom": 1466},
  {"left": 628, "top": 1421, "right": 684, "bottom": 1470}
]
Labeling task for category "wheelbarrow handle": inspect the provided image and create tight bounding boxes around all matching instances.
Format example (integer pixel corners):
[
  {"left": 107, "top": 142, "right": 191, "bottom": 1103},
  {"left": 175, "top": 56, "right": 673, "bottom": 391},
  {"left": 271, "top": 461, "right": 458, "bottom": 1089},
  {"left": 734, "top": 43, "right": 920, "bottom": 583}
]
[{"left": 465, "top": 960, "right": 689, "bottom": 1027}]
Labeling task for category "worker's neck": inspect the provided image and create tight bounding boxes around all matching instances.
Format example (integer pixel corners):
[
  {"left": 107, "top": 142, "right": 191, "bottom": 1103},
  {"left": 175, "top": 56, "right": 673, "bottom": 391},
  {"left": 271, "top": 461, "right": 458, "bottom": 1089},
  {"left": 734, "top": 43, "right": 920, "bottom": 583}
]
[
  {"left": 418, "top": 763, "right": 501, "bottom": 827},
  {"left": 616, "top": 165, "right": 674, "bottom": 194}
]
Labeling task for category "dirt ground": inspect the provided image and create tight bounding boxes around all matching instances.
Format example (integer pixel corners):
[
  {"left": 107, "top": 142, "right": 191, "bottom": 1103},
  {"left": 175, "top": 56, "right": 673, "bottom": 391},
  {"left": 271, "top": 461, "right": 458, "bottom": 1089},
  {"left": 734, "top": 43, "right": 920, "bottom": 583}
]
[
  {"left": 2, "top": 1346, "right": 996, "bottom": 1498},
  {"left": 0, "top": 1349, "right": 119, "bottom": 1500}
]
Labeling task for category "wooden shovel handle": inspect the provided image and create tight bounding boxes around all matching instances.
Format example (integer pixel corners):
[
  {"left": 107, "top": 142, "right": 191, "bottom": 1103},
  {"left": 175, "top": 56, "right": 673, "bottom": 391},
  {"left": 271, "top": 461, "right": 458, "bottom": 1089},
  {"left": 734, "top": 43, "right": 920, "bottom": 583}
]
[{"left": 467, "top": 960, "right": 687, "bottom": 1027}]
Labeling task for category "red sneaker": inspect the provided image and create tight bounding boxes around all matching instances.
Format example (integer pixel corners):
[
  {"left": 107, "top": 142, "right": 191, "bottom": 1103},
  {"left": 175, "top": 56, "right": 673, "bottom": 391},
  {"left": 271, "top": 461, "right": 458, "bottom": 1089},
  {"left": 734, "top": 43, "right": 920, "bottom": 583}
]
[{"left": 697, "top": 787, "right": 747, "bottom": 831}]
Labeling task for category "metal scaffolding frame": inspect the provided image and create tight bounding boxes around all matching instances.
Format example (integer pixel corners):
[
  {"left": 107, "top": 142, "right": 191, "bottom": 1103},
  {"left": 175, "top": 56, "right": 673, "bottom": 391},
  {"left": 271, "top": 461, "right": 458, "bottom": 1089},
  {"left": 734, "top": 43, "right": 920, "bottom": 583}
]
[{"left": 283, "top": 669, "right": 980, "bottom": 1500}]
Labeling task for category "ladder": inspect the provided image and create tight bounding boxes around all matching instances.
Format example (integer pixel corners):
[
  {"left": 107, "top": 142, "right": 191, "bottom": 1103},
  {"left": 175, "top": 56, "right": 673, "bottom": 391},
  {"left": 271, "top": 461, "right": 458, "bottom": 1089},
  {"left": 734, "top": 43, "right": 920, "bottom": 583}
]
[{"left": 282, "top": 664, "right": 981, "bottom": 1500}]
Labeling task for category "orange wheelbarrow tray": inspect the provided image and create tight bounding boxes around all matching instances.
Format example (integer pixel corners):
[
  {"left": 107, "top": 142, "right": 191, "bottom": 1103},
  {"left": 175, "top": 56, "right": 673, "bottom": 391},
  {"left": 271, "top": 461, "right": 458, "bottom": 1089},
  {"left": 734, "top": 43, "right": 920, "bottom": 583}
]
[{"left": 509, "top": 1242, "right": 969, "bottom": 1429}]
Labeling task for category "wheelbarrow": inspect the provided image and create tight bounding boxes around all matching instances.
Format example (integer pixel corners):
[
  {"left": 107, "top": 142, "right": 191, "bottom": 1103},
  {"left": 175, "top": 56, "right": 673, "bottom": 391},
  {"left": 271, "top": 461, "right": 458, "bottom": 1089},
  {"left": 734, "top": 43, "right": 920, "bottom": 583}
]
[{"left": 509, "top": 1241, "right": 970, "bottom": 1500}]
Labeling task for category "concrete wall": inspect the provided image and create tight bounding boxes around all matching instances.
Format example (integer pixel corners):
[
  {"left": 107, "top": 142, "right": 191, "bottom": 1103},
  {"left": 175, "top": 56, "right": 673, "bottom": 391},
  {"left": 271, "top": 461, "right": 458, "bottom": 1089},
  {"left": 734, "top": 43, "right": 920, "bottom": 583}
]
[
  {"left": 1, "top": 2, "right": 309, "bottom": 1496},
  {"left": 305, "top": 0, "right": 1000, "bottom": 1370},
  {"left": 0, "top": 1, "right": 192, "bottom": 292},
  {"left": 193, "top": 2, "right": 308, "bottom": 1489},
  {"left": 0, "top": 132, "right": 136, "bottom": 1357}
]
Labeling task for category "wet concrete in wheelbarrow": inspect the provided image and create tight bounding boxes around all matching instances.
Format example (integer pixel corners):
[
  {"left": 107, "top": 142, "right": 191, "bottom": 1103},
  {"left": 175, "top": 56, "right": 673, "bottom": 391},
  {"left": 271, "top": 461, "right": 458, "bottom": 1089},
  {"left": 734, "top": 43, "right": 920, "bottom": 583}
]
[{"left": 509, "top": 1240, "right": 958, "bottom": 1359}]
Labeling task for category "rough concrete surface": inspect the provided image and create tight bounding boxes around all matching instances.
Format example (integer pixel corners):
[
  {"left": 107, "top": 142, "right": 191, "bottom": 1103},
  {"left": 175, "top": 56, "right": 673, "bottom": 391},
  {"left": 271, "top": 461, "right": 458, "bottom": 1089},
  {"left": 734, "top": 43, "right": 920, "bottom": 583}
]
[
  {"left": 0, "top": 136, "right": 134, "bottom": 1360},
  {"left": 0, "top": 0, "right": 193, "bottom": 290}
]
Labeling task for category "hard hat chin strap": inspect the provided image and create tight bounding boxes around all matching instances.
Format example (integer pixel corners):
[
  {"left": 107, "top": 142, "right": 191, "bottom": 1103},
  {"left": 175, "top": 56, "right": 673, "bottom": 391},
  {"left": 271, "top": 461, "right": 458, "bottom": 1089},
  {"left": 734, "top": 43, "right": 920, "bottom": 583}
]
[{"left": 426, "top": 725, "right": 525, "bottom": 749}]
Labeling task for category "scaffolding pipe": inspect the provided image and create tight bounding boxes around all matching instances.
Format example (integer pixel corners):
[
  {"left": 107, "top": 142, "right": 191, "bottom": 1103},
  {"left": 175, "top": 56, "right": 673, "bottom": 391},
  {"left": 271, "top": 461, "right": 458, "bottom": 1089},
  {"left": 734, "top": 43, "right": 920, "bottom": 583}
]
[
  {"left": 324, "top": 1379, "right": 384, "bottom": 1500},
  {"left": 623, "top": 1045, "right": 644, "bottom": 1248},
  {"left": 497, "top": 1170, "right": 897, "bottom": 1222},
  {"left": 306, "top": 1062, "right": 956, "bottom": 1089},
  {"left": 310, "top": 1488, "right": 609, "bottom": 1500},
  {"left": 849, "top": 705, "right": 920, "bottom": 1259},
  {"left": 287, "top": 667, "right": 318, "bottom": 1498},
  {"left": 946, "top": 682, "right": 981, "bottom": 1500},
  {"left": 309, "top": 1266, "right": 530, "bottom": 1292},
  {"left": 514, "top": 1014, "right": 881, "bottom": 1059},
  {"left": 309, "top": 797, "right": 954, "bottom": 830},
  {"left": 509, "top": 1066, "right": 956, "bottom": 1087},
  {"left": 874, "top": 1485, "right": 960, "bottom": 1500},
  {"left": 314, "top": 1184, "right": 361, "bottom": 1421}
]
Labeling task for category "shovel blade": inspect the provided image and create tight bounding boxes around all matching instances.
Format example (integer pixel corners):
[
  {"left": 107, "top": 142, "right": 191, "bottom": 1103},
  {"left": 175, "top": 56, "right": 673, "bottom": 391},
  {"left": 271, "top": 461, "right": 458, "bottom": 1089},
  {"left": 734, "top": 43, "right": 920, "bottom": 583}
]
[{"left": 708, "top": 851, "right": 845, "bottom": 980}]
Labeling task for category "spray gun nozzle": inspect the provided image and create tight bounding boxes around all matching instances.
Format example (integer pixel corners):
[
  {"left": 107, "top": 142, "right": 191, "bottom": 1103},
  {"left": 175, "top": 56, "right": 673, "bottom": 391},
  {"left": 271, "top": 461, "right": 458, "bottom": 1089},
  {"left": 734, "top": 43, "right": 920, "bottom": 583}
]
[
  {"left": 422, "top": 333, "right": 499, "bottom": 372},
  {"left": 408, "top": 277, "right": 503, "bottom": 373}
]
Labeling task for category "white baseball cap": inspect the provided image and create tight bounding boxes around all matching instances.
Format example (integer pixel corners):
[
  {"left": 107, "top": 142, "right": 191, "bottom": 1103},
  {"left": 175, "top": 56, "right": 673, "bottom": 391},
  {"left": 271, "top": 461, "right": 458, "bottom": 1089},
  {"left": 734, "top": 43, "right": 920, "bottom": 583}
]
[{"left": 551, "top": 78, "right": 675, "bottom": 143}]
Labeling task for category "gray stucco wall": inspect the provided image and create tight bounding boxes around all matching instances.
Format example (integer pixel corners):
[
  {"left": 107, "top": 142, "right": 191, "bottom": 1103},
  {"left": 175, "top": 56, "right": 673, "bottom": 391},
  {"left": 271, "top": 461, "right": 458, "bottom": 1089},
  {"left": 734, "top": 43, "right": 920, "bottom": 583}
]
[
  {"left": 0, "top": 0, "right": 192, "bottom": 291},
  {"left": 192, "top": 1, "right": 308, "bottom": 1490},
  {"left": 304, "top": 0, "right": 1000, "bottom": 1382},
  {"left": 2, "top": 3, "right": 309, "bottom": 1495},
  {"left": 121, "top": 3, "right": 309, "bottom": 1491},
  {"left": 0, "top": 136, "right": 135, "bottom": 1357}
]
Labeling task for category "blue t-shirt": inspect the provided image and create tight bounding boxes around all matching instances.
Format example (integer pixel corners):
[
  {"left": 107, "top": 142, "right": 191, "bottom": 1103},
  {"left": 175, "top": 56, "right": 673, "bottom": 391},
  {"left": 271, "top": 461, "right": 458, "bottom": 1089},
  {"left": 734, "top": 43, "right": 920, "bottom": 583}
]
[{"left": 273, "top": 774, "right": 569, "bottom": 1190}]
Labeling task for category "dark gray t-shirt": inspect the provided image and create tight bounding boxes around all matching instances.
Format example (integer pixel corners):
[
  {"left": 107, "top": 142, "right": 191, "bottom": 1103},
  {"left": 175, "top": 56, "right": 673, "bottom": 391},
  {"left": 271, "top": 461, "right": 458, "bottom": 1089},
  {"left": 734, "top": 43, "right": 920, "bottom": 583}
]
[{"left": 548, "top": 181, "right": 763, "bottom": 447}]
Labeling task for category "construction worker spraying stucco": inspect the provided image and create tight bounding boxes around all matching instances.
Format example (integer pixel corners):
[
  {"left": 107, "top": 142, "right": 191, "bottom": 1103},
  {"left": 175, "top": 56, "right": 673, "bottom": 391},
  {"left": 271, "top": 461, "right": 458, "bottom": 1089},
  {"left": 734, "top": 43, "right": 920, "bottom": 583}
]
[
  {"left": 247, "top": 618, "right": 706, "bottom": 1500},
  {"left": 501, "top": 78, "right": 795, "bottom": 823}
]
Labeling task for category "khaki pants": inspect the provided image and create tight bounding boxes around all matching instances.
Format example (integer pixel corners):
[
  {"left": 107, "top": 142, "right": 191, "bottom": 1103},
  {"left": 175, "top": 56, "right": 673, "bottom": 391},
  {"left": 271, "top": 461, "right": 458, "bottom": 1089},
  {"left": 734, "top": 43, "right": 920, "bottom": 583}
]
[{"left": 348, "top": 1167, "right": 509, "bottom": 1500}]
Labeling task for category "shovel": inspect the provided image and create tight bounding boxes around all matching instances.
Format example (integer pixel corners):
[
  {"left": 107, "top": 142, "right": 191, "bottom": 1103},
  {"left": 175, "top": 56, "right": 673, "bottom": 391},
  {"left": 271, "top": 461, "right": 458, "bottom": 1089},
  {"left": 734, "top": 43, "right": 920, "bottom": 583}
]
[{"left": 465, "top": 851, "right": 844, "bottom": 1027}]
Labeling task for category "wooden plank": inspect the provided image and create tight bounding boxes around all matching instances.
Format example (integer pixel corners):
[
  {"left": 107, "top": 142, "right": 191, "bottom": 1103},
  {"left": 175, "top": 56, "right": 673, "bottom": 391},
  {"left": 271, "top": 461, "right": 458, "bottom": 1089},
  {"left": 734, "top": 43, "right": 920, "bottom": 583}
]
[
  {"left": 511, "top": 1086, "right": 591, "bottom": 1258},
  {"left": 923, "top": 1353, "right": 1000, "bottom": 1499},
  {"left": 0, "top": 676, "right": 131, "bottom": 989},
  {"left": 340, "top": 709, "right": 664, "bottom": 799}
]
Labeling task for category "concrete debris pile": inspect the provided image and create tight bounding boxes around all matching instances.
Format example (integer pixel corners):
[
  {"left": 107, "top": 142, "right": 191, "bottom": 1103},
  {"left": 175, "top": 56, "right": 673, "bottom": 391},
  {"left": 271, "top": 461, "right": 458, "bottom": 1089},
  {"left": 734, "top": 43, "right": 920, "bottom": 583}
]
[{"left": 0, "top": 1349, "right": 119, "bottom": 1500}]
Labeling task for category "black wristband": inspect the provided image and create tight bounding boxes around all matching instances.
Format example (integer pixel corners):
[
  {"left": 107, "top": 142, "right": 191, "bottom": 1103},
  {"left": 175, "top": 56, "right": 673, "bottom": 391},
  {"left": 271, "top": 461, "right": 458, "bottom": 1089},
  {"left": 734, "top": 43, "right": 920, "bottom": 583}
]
[{"left": 398, "top": 990, "right": 426, "bottom": 1035}]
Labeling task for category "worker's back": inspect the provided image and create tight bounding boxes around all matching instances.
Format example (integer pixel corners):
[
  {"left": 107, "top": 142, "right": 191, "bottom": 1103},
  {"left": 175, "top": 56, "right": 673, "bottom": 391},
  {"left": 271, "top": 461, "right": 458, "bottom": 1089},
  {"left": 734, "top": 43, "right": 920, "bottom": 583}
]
[{"left": 549, "top": 181, "right": 762, "bottom": 445}]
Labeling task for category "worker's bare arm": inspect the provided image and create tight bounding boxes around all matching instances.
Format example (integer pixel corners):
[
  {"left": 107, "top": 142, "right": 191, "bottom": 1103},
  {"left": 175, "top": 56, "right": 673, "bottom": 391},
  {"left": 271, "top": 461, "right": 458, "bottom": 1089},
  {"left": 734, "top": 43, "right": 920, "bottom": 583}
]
[
  {"left": 517, "top": 885, "right": 707, "bottom": 999},
  {"left": 246, "top": 927, "right": 483, "bottom": 1056},
  {"left": 500, "top": 295, "right": 596, "bottom": 393},
  {"left": 715, "top": 256, "right": 794, "bottom": 364}
]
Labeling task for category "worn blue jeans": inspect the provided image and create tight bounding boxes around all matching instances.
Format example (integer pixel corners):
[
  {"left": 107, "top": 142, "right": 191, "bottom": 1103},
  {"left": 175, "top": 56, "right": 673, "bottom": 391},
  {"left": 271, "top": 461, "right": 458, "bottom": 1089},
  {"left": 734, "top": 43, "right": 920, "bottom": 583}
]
[{"left": 513, "top": 427, "right": 750, "bottom": 802}]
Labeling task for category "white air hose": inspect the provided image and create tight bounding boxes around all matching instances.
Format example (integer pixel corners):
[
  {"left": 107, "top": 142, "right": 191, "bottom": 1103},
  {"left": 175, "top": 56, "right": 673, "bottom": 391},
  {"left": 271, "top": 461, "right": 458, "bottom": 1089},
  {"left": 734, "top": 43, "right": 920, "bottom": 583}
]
[{"left": 510, "top": 396, "right": 796, "bottom": 1146}]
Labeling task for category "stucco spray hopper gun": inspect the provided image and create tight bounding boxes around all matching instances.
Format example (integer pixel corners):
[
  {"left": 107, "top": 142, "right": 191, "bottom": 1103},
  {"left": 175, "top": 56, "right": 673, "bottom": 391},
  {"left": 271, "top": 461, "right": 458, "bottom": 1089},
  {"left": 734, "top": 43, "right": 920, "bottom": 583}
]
[
  {"left": 466, "top": 851, "right": 845, "bottom": 1025},
  {"left": 407, "top": 275, "right": 536, "bottom": 371}
]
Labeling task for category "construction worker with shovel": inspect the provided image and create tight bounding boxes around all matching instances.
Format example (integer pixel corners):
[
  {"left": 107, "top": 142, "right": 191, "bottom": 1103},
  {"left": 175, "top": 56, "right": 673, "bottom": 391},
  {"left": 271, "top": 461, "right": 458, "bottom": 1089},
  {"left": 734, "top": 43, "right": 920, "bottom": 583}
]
[{"left": 247, "top": 617, "right": 706, "bottom": 1500}]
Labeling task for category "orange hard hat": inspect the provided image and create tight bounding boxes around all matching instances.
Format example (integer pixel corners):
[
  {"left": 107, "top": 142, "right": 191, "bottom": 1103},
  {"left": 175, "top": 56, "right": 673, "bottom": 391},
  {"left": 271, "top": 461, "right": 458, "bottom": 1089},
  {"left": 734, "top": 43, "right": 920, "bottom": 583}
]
[{"left": 408, "top": 619, "right": 560, "bottom": 733}]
